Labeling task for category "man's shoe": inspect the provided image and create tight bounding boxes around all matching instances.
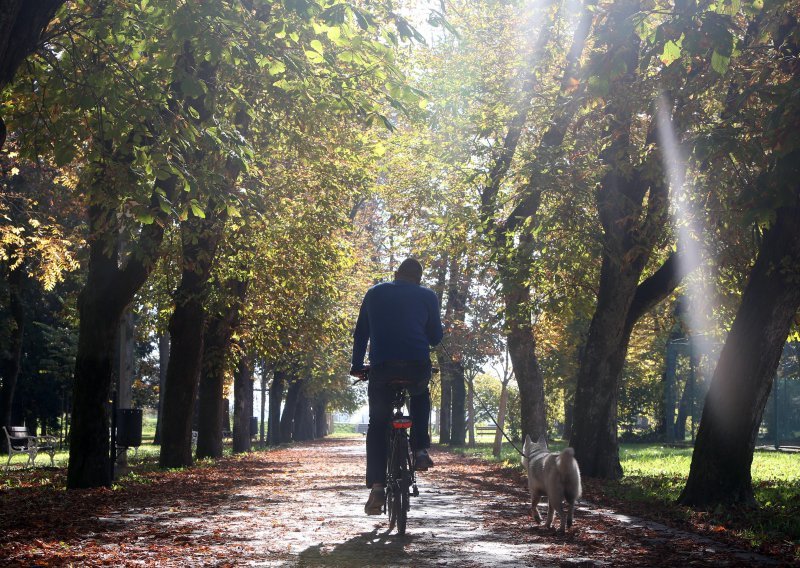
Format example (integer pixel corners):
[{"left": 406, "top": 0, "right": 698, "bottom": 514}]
[
  {"left": 415, "top": 449, "right": 434, "bottom": 471},
  {"left": 364, "top": 487, "right": 385, "bottom": 515}
]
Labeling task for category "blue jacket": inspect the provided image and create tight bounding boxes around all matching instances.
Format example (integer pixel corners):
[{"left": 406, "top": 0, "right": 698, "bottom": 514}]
[{"left": 351, "top": 280, "right": 444, "bottom": 369}]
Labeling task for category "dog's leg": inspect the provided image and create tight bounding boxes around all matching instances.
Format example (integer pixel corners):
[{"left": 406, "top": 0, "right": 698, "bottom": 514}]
[
  {"left": 545, "top": 498, "right": 555, "bottom": 529},
  {"left": 555, "top": 500, "right": 566, "bottom": 534},
  {"left": 530, "top": 490, "right": 542, "bottom": 524},
  {"left": 566, "top": 499, "right": 575, "bottom": 529}
]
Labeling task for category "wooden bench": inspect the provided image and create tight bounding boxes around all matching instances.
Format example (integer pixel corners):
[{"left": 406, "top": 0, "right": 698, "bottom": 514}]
[
  {"left": 3, "top": 426, "right": 57, "bottom": 469},
  {"left": 355, "top": 423, "right": 369, "bottom": 435},
  {"left": 475, "top": 425, "right": 497, "bottom": 438}
]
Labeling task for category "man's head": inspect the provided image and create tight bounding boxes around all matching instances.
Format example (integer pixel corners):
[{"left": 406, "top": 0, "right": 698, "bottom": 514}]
[{"left": 394, "top": 258, "right": 423, "bottom": 285}]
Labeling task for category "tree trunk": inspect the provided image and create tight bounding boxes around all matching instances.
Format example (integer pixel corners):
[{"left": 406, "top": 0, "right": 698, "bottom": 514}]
[
  {"left": 159, "top": 210, "right": 223, "bottom": 469},
  {"left": 492, "top": 381, "right": 509, "bottom": 457},
  {"left": 675, "top": 368, "right": 694, "bottom": 442},
  {"left": 438, "top": 368, "right": 452, "bottom": 444},
  {"left": 260, "top": 366, "right": 268, "bottom": 445},
  {"left": 504, "top": 260, "right": 548, "bottom": 442},
  {"left": 0, "top": 263, "right": 25, "bottom": 451},
  {"left": 267, "top": 370, "right": 285, "bottom": 445},
  {"left": 114, "top": 309, "right": 134, "bottom": 467},
  {"left": 153, "top": 333, "right": 170, "bottom": 445},
  {"left": 314, "top": 397, "right": 328, "bottom": 438},
  {"left": 196, "top": 278, "right": 248, "bottom": 459},
  {"left": 292, "top": 386, "right": 314, "bottom": 442},
  {"left": 466, "top": 377, "right": 475, "bottom": 447},
  {"left": 68, "top": 183, "right": 166, "bottom": 488},
  {"left": 679, "top": 203, "right": 800, "bottom": 507},
  {"left": 449, "top": 361, "right": 467, "bottom": 447},
  {"left": 563, "top": 387, "right": 574, "bottom": 441},
  {"left": 195, "top": 315, "right": 227, "bottom": 460},
  {"left": 280, "top": 378, "right": 302, "bottom": 444},
  {"left": 232, "top": 352, "right": 254, "bottom": 453}
]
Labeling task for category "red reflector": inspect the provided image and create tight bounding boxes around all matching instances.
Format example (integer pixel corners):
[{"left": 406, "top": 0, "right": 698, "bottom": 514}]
[{"left": 392, "top": 419, "right": 413, "bottom": 429}]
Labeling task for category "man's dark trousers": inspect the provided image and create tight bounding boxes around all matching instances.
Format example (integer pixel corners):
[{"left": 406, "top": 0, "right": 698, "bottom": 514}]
[{"left": 366, "top": 360, "right": 431, "bottom": 488}]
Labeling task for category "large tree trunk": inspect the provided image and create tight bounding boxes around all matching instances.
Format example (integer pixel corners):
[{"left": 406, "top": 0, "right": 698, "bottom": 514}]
[
  {"left": 196, "top": 278, "right": 247, "bottom": 459},
  {"left": 504, "top": 261, "right": 547, "bottom": 442},
  {"left": 292, "top": 387, "right": 314, "bottom": 442},
  {"left": 279, "top": 379, "right": 302, "bottom": 444},
  {"left": 314, "top": 396, "right": 328, "bottom": 438},
  {"left": 267, "top": 369, "right": 285, "bottom": 445},
  {"left": 232, "top": 352, "right": 254, "bottom": 453},
  {"left": 0, "top": 262, "right": 25, "bottom": 451},
  {"left": 153, "top": 333, "right": 170, "bottom": 445},
  {"left": 159, "top": 207, "right": 224, "bottom": 468},
  {"left": 679, "top": 203, "right": 800, "bottom": 507},
  {"left": 68, "top": 177, "right": 166, "bottom": 488}
]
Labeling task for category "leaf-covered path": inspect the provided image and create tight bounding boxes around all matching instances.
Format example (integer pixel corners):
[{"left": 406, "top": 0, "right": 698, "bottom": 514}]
[{"left": 0, "top": 437, "right": 785, "bottom": 566}]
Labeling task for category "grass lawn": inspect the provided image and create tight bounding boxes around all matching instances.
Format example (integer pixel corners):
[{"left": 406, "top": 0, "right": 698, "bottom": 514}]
[{"left": 448, "top": 439, "right": 800, "bottom": 559}]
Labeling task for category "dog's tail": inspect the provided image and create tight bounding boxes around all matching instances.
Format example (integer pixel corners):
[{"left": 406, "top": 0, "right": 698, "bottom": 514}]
[{"left": 558, "top": 447, "right": 582, "bottom": 502}]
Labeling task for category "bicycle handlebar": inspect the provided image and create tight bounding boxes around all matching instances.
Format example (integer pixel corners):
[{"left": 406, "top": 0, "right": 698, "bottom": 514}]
[{"left": 350, "top": 365, "right": 439, "bottom": 385}]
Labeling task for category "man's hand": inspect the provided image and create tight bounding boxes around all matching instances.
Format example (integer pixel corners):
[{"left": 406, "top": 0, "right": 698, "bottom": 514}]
[{"left": 350, "top": 366, "right": 368, "bottom": 380}]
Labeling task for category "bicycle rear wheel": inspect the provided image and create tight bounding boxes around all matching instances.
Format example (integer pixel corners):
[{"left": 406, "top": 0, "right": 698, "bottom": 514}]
[{"left": 393, "top": 434, "right": 411, "bottom": 535}]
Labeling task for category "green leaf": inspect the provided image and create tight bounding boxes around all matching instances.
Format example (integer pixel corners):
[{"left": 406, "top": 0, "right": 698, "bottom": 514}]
[
  {"left": 711, "top": 50, "right": 730, "bottom": 74},
  {"left": 189, "top": 200, "right": 205, "bottom": 218},
  {"left": 309, "top": 39, "right": 324, "bottom": 54},
  {"left": 660, "top": 40, "right": 681, "bottom": 66},
  {"left": 268, "top": 60, "right": 286, "bottom": 75}
]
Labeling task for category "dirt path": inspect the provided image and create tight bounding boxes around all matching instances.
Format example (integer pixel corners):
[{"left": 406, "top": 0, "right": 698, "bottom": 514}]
[{"left": 0, "top": 437, "right": 786, "bottom": 566}]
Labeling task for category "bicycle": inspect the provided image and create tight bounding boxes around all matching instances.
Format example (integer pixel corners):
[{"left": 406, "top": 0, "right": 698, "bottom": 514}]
[{"left": 353, "top": 366, "right": 436, "bottom": 535}]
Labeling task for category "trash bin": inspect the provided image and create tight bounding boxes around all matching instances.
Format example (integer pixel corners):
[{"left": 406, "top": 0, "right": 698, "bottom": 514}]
[
  {"left": 117, "top": 408, "right": 143, "bottom": 448},
  {"left": 250, "top": 416, "right": 258, "bottom": 438}
]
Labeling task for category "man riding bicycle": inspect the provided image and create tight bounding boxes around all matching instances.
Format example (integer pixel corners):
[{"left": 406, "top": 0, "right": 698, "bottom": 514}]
[{"left": 350, "top": 258, "right": 444, "bottom": 515}]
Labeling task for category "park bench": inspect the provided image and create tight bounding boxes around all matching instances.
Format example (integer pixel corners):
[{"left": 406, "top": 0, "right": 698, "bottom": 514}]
[
  {"left": 355, "top": 423, "right": 368, "bottom": 435},
  {"left": 3, "top": 426, "right": 57, "bottom": 469},
  {"left": 476, "top": 425, "right": 497, "bottom": 438}
]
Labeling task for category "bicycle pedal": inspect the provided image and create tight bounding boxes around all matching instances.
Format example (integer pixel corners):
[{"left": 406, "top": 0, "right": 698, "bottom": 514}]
[{"left": 412, "top": 484, "right": 419, "bottom": 497}]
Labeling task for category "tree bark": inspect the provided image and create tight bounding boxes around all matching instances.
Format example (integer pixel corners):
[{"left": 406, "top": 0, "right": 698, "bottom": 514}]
[
  {"left": 260, "top": 365, "right": 268, "bottom": 445},
  {"left": 196, "top": 278, "right": 247, "bottom": 459},
  {"left": 314, "top": 396, "right": 328, "bottom": 438},
  {"left": 449, "top": 360, "right": 467, "bottom": 447},
  {"left": 232, "top": 351, "right": 254, "bottom": 453},
  {"left": 0, "top": 262, "right": 25, "bottom": 451},
  {"left": 68, "top": 171, "right": 167, "bottom": 488},
  {"left": 159, "top": 228, "right": 217, "bottom": 468},
  {"left": 153, "top": 333, "right": 169, "bottom": 445},
  {"left": 492, "top": 381, "right": 509, "bottom": 457},
  {"left": 679, "top": 203, "right": 800, "bottom": 506},
  {"left": 466, "top": 376, "right": 475, "bottom": 447},
  {"left": 438, "top": 368, "right": 452, "bottom": 444},
  {"left": 292, "top": 386, "right": 314, "bottom": 442},
  {"left": 267, "top": 369, "right": 285, "bottom": 445},
  {"left": 503, "top": 250, "right": 548, "bottom": 442},
  {"left": 279, "top": 378, "right": 302, "bottom": 444}
]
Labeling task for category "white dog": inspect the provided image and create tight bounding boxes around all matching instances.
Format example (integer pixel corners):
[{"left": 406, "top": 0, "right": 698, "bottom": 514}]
[{"left": 522, "top": 435, "right": 582, "bottom": 533}]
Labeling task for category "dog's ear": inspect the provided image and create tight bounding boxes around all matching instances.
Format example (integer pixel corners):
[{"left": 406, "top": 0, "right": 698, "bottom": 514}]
[
  {"left": 523, "top": 435, "right": 532, "bottom": 451},
  {"left": 537, "top": 435, "right": 548, "bottom": 449}
]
